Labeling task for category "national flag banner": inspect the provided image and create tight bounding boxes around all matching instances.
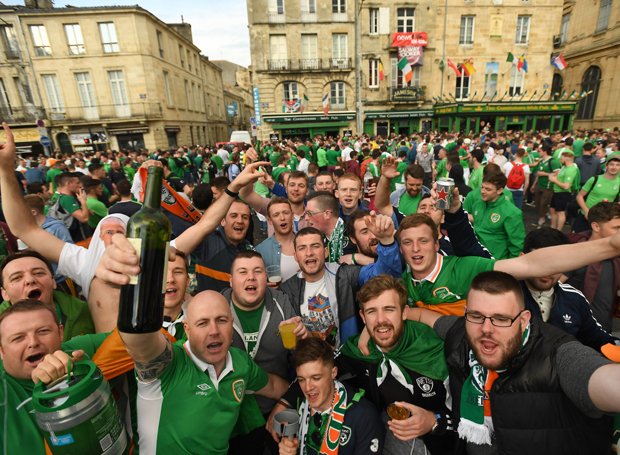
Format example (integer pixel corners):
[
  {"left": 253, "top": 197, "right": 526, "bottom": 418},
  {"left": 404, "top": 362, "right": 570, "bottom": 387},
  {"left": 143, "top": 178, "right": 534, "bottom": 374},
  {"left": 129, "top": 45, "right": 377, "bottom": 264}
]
[
  {"left": 517, "top": 56, "right": 525, "bottom": 71},
  {"left": 447, "top": 59, "right": 461, "bottom": 76},
  {"left": 521, "top": 58, "right": 528, "bottom": 73},
  {"left": 322, "top": 93, "right": 329, "bottom": 116},
  {"left": 299, "top": 95, "right": 307, "bottom": 114},
  {"left": 506, "top": 52, "right": 515, "bottom": 63},
  {"left": 461, "top": 60, "right": 476, "bottom": 76},
  {"left": 379, "top": 61, "right": 385, "bottom": 81},
  {"left": 398, "top": 45, "right": 424, "bottom": 66},
  {"left": 551, "top": 54, "right": 567, "bottom": 71},
  {"left": 285, "top": 99, "right": 301, "bottom": 113},
  {"left": 398, "top": 57, "right": 413, "bottom": 84}
]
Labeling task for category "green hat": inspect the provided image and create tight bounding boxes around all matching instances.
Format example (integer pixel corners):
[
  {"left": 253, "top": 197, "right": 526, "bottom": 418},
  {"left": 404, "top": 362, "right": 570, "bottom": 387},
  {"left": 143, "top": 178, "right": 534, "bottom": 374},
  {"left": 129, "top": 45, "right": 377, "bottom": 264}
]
[{"left": 607, "top": 151, "right": 620, "bottom": 163}]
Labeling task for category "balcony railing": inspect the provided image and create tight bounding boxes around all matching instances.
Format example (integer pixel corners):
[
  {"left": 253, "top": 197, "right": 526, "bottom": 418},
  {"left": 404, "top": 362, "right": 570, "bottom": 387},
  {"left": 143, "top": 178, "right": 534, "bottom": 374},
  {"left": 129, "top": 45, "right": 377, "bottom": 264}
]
[
  {"left": 300, "top": 9, "right": 317, "bottom": 22},
  {"left": 46, "top": 102, "right": 163, "bottom": 123},
  {"left": 264, "top": 58, "right": 352, "bottom": 72},
  {"left": 268, "top": 11, "right": 285, "bottom": 23}
]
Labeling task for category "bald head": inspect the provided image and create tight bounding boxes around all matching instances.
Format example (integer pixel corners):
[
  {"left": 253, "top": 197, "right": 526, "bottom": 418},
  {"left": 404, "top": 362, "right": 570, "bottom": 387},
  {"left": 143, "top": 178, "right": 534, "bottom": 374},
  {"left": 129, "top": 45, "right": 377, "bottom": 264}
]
[{"left": 185, "top": 290, "right": 231, "bottom": 321}]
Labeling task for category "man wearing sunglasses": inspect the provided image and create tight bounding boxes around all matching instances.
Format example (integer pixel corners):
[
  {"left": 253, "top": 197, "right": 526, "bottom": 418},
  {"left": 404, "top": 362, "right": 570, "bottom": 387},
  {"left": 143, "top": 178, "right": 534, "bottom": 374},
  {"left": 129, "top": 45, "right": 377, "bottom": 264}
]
[
  {"left": 278, "top": 337, "right": 383, "bottom": 455},
  {"left": 409, "top": 271, "right": 620, "bottom": 455}
]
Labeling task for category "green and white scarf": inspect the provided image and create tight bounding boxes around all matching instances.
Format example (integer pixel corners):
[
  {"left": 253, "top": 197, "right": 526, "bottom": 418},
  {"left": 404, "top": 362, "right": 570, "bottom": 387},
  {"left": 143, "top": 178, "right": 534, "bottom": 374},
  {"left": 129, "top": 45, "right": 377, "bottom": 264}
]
[
  {"left": 458, "top": 324, "right": 531, "bottom": 445},
  {"left": 328, "top": 218, "right": 346, "bottom": 263}
]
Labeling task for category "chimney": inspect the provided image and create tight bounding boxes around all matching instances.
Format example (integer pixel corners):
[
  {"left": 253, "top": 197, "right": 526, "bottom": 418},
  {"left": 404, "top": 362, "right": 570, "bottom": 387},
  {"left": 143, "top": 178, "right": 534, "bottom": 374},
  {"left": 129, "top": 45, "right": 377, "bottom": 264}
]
[
  {"left": 168, "top": 23, "right": 193, "bottom": 43},
  {"left": 25, "top": 0, "right": 54, "bottom": 8}
]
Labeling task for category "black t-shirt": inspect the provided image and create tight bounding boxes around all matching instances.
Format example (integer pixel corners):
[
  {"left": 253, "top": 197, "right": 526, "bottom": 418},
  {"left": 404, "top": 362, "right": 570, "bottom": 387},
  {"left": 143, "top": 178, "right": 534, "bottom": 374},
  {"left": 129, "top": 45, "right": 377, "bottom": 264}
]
[{"left": 108, "top": 200, "right": 142, "bottom": 218}]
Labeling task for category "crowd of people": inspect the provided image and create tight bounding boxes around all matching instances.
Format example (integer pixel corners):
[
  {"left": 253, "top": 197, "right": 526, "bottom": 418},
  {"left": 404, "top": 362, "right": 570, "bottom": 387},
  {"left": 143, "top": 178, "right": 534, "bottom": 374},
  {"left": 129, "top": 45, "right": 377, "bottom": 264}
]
[{"left": 1, "top": 121, "right": 620, "bottom": 455}]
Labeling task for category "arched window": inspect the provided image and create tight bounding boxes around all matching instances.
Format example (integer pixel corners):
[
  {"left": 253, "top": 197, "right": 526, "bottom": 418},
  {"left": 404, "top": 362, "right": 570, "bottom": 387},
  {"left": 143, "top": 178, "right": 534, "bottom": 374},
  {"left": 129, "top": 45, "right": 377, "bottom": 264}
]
[
  {"left": 577, "top": 66, "right": 601, "bottom": 120},
  {"left": 551, "top": 74, "right": 563, "bottom": 100}
]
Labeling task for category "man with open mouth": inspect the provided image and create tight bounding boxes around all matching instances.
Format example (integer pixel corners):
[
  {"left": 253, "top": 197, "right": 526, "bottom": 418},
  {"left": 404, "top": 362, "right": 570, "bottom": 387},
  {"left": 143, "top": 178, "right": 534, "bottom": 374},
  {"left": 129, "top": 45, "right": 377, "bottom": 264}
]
[
  {"left": 0, "top": 250, "right": 94, "bottom": 340},
  {"left": 223, "top": 250, "right": 307, "bottom": 455}
]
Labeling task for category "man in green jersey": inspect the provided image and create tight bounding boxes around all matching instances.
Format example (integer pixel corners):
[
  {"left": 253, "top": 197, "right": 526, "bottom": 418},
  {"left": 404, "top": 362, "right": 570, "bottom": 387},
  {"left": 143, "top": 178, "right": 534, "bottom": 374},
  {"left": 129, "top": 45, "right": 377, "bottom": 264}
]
[
  {"left": 95, "top": 237, "right": 289, "bottom": 454},
  {"left": 532, "top": 144, "right": 555, "bottom": 228},
  {"left": 398, "top": 190, "right": 620, "bottom": 317},
  {"left": 468, "top": 148, "right": 485, "bottom": 190},
  {"left": 548, "top": 150, "right": 580, "bottom": 231},
  {"left": 1, "top": 299, "right": 107, "bottom": 454},
  {"left": 468, "top": 172, "right": 525, "bottom": 259},
  {"left": 576, "top": 151, "right": 620, "bottom": 220},
  {"left": 375, "top": 157, "right": 428, "bottom": 218}
]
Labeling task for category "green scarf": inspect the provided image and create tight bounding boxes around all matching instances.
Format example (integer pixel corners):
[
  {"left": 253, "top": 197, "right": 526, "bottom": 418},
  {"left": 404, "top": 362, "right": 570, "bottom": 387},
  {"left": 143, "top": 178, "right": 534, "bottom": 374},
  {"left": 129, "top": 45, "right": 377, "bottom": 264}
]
[
  {"left": 327, "top": 218, "right": 346, "bottom": 263},
  {"left": 458, "top": 324, "right": 531, "bottom": 445},
  {"left": 339, "top": 320, "right": 448, "bottom": 392}
]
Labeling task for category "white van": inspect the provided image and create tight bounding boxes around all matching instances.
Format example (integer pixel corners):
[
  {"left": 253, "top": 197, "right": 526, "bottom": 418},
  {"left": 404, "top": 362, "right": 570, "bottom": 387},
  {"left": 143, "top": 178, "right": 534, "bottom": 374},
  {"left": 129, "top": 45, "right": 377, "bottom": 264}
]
[{"left": 230, "top": 130, "right": 252, "bottom": 144}]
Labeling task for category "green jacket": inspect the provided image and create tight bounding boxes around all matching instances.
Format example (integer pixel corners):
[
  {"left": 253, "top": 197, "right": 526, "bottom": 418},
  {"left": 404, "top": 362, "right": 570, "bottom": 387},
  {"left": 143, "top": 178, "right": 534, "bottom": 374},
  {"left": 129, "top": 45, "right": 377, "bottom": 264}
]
[
  {"left": 0, "top": 290, "right": 95, "bottom": 341},
  {"left": 468, "top": 192, "right": 525, "bottom": 259}
]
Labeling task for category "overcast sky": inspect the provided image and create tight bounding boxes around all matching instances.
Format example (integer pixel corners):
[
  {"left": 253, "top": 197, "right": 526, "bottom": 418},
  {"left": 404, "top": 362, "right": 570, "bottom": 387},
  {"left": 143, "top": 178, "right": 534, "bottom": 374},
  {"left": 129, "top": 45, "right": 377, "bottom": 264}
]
[{"left": 18, "top": 0, "right": 252, "bottom": 66}]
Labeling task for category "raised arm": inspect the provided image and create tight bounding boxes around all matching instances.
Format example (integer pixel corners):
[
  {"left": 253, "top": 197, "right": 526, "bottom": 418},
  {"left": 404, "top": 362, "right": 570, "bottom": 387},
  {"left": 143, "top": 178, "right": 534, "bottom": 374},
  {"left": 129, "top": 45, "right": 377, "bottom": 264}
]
[
  {"left": 238, "top": 176, "right": 270, "bottom": 217},
  {"left": 256, "top": 373, "right": 290, "bottom": 401},
  {"left": 495, "top": 230, "right": 620, "bottom": 280},
  {"left": 0, "top": 123, "right": 65, "bottom": 262},
  {"left": 174, "top": 161, "right": 270, "bottom": 254},
  {"left": 374, "top": 156, "right": 398, "bottom": 217},
  {"left": 95, "top": 232, "right": 172, "bottom": 379}
]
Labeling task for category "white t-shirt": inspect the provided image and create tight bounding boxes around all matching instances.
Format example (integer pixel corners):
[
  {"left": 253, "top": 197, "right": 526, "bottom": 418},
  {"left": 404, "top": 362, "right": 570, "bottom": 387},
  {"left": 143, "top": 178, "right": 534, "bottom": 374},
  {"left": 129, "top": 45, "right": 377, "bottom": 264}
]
[
  {"left": 301, "top": 275, "right": 340, "bottom": 346},
  {"left": 297, "top": 158, "right": 310, "bottom": 174},
  {"left": 217, "top": 148, "right": 229, "bottom": 165},
  {"left": 280, "top": 254, "right": 299, "bottom": 282},
  {"left": 341, "top": 146, "right": 353, "bottom": 161},
  {"left": 503, "top": 161, "right": 531, "bottom": 191}
]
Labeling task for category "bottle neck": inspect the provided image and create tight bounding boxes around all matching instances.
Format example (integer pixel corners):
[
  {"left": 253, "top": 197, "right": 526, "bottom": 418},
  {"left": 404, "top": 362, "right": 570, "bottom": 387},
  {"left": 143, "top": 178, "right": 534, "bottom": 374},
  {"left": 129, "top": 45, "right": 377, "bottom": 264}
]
[{"left": 143, "top": 168, "right": 163, "bottom": 209}]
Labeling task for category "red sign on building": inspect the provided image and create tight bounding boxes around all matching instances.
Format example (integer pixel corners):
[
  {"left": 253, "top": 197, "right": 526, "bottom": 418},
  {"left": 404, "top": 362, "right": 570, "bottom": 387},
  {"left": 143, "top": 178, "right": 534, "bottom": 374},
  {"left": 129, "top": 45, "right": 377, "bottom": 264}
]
[{"left": 391, "top": 32, "right": 428, "bottom": 47}]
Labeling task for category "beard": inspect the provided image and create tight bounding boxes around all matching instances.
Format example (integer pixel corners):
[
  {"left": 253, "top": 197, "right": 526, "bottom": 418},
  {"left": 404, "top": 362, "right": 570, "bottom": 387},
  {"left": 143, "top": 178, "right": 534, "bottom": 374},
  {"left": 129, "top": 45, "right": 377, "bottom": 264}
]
[
  {"left": 466, "top": 328, "right": 523, "bottom": 370},
  {"left": 371, "top": 321, "right": 404, "bottom": 351}
]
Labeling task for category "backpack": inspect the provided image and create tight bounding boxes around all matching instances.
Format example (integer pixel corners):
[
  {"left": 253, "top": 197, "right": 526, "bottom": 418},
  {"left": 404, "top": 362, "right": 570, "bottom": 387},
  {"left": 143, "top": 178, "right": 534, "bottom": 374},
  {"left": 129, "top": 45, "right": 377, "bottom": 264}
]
[
  {"left": 506, "top": 162, "right": 525, "bottom": 189},
  {"left": 47, "top": 198, "right": 75, "bottom": 230}
]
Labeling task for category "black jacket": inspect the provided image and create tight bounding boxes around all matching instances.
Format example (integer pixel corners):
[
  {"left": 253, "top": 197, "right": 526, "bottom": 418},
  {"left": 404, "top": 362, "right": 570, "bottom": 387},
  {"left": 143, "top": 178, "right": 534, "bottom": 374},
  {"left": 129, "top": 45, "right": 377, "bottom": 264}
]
[{"left": 444, "top": 318, "right": 611, "bottom": 455}]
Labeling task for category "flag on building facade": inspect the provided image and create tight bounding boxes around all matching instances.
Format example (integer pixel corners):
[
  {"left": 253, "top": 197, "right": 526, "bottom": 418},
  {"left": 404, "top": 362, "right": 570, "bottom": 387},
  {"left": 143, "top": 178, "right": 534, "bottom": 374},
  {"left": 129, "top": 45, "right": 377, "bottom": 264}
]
[
  {"left": 322, "top": 93, "right": 329, "bottom": 116},
  {"left": 506, "top": 52, "right": 515, "bottom": 63},
  {"left": 551, "top": 54, "right": 567, "bottom": 71},
  {"left": 398, "top": 57, "right": 413, "bottom": 84},
  {"left": 447, "top": 59, "right": 461, "bottom": 76},
  {"left": 461, "top": 60, "right": 476, "bottom": 76},
  {"left": 379, "top": 61, "right": 385, "bottom": 81},
  {"left": 517, "top": 55, "right": 528, "bottom": 72},
  {"left": 300, "top": 93, "right": 309, "bottom": 113}
]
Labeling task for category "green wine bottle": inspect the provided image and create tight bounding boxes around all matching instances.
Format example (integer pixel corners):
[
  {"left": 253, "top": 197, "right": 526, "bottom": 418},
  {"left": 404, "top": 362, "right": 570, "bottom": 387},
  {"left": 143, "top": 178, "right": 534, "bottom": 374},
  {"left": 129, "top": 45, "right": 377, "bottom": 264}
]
[{"left": 118, "top": 166, "right": 172, "bottom": 333}]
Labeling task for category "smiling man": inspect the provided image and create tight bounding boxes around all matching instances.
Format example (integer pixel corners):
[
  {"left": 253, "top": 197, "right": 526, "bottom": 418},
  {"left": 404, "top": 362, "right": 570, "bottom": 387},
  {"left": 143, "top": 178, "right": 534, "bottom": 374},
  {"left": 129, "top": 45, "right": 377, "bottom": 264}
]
[
  {"left": 339, "top": 275, "right": 455, "bottom": 455},
  {"left": 411, "top": 271, "right": 620, "bottom": 454},
  {"left": 0, "top": 250, "right": 94, "bottom": 339}
]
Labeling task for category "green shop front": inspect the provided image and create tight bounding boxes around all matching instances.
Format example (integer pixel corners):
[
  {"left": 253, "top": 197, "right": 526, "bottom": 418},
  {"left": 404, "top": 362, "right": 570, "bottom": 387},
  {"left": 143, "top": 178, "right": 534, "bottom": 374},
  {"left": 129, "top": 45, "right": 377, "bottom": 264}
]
[
  {"left": 261, "top": 112, "right": 356, "bottom": 140},
  {"left": 433, "top": 101, "right": 578, "bottom": 133},
  {"left": 364, "top": 108, "right": 434, "bottom": 137}
]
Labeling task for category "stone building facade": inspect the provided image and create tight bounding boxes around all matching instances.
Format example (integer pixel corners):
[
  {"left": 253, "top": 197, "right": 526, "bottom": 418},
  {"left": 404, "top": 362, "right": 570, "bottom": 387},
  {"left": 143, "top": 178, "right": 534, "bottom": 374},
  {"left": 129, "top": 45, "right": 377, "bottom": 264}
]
[
  {"left": 0, "top": 1, "right": 232, "bottom": 154},
  {"left": 553, "top": 0, "right": 619, "bottom": 129}
]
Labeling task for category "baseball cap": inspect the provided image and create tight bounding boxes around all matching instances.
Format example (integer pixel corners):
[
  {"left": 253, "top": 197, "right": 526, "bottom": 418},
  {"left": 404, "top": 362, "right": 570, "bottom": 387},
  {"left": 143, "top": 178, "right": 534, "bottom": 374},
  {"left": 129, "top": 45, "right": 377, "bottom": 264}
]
[{"left": 606, "top": 151, "right": 620, "bottom": 163}]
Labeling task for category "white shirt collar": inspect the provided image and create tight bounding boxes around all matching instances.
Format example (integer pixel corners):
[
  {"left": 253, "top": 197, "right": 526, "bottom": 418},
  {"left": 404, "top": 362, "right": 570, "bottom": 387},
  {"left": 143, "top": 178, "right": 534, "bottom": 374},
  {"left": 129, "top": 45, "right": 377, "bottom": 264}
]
[
  {"left": 184, "top": 340, "right": 234, "bottom": 390},
  {"left": 411, "top": 253, "right": 443, "bottom": 284}
]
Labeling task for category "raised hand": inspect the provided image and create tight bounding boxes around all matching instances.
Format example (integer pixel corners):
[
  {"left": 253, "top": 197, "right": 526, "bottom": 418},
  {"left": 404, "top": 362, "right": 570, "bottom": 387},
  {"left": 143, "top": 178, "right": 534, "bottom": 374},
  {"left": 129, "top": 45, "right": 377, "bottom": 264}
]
[
  {"left": 381, "top": 156, "right": 400, "bottom": 179},
  {"left": 364, "top": 210, "right": 395, "bottom": 244},
  {"left": 229, "top": 160, "right": 271, "bottom": 192},
  {"left": 0, "top": 122, "right": 17, "bottom": 171}
]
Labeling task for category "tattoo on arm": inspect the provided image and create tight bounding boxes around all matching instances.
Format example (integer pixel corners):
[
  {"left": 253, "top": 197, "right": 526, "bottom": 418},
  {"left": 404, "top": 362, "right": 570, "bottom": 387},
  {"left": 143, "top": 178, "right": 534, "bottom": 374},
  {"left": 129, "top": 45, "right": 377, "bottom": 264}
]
[{"left": 135, "top": 339, "right": 172, "bottom": 382}]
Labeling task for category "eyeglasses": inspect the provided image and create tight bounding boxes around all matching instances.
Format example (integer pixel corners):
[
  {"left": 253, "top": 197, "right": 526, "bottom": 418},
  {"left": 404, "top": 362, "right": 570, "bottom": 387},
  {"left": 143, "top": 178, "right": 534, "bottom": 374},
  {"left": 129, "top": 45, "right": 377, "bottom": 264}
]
[
  {"left": 301, "top": 210, "right": 327, "bottom": 219},
  {"left": 311, "top": 412, "right": 324, "bottom": 446},
  {"left": 464, "top": 309, "right": 525, "bottom": 327}
]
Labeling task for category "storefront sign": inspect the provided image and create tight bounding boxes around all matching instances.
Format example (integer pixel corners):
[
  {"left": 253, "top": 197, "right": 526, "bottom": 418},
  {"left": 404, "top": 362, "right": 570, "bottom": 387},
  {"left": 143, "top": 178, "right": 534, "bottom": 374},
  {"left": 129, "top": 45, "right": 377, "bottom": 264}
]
[
  {"left": 392, "top": 87, "right": 424, "bottom": 101},
  {"left": 108, "top": 128, "right": 149, "bottom": 135},
  {"left": 164, "top": 126, "right": 181, "bottom": 132},
  {"left": 0, "top": 127, "right": 40, "bottom": 143},
  {"left": 391, "top": 32, "right": 428, "bottom": 47},
  {"left": 458, "top": 103, "right": 576, "bottom": 114},
  {"left": 263, "top": 113, "right": 355, "bottom": 123},
  {"left": 366, "top": 110, "right": 433, "bottom": 120}
]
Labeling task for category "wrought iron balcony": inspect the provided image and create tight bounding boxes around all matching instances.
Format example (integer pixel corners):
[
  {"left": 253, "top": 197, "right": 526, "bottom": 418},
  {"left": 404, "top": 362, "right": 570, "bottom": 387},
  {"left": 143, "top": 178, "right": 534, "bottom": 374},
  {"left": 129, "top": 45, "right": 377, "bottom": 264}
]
[
  {"left": 264, "top": 58, "right": 352, "bottom": 72},
  {"left": 45, "top": 102, "right": 164, "bottom": 123}
]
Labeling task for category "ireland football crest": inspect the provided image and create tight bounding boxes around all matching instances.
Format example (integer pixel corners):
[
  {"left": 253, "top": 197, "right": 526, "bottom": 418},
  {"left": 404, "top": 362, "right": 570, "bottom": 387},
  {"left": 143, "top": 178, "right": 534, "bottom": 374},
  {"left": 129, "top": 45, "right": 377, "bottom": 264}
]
[{"left": 232, "top": 379, "right": 245, "bottom": 402}]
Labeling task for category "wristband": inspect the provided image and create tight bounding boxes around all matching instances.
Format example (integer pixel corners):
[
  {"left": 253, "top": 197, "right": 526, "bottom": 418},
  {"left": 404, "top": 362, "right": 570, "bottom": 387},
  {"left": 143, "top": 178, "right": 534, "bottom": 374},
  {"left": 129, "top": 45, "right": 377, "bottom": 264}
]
[
  {"left": 351, "top": 253, "right": 357, "bottom": 265},
  {"left": 224, "top": 187, "right": 239, "bottom": 198}
]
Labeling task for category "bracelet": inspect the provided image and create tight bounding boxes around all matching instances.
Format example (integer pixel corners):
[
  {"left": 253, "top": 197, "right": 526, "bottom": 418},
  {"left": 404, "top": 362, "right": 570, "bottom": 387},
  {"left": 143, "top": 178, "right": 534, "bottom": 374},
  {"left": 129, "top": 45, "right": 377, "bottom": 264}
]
[
  {"left": 351, "top": 253, "right": 357, "bottom": 265},
  {"left": 224, "top": 187, "right": 239, "bottom": 198}
]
